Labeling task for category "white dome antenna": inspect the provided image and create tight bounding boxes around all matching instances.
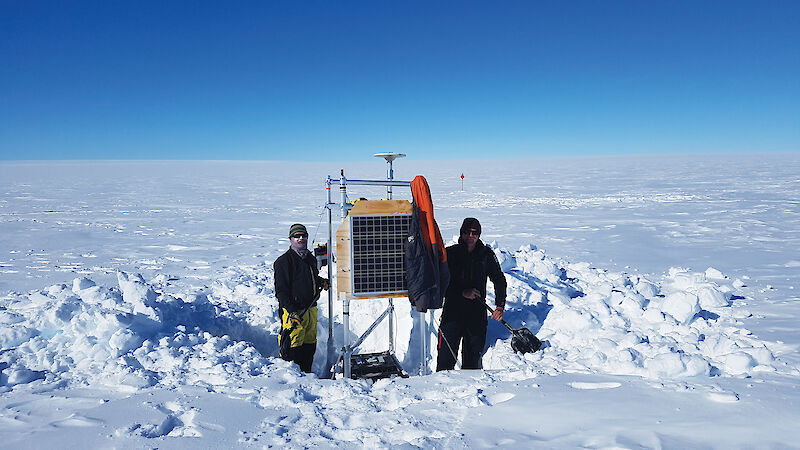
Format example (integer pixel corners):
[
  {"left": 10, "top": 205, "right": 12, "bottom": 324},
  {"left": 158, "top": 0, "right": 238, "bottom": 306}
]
[{"left": 374, "top": 153, "right": 406, "bottom": 199}]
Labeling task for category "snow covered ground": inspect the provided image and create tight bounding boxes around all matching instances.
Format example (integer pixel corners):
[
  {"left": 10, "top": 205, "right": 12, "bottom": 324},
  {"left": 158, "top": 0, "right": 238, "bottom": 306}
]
[{"left": 1, "top": 153, "right": 799, "bottom": 448}]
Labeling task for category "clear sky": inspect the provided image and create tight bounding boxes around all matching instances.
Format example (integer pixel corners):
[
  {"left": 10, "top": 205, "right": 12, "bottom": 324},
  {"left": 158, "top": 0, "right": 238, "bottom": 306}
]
[{"left": 1, "top": 1, "right": 798, "bottom": 161}]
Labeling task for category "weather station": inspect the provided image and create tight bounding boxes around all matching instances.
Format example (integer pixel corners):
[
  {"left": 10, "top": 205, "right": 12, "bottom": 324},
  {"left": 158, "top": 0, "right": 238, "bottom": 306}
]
[{"left": 319, "top": 153, "right": 437, "bottom": 380}]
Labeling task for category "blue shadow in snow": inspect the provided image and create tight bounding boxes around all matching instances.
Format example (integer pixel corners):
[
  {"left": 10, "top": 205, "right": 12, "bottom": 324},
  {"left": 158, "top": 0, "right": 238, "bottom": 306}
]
[{"left": 484, "top": 269, "right": 586, "bottom": 353}]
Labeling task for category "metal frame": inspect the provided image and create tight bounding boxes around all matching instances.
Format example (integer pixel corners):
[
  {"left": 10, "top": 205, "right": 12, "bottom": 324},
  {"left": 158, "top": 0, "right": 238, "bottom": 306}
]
[{"left": 323, "top": 153, "right": 429, "bottom": 379}]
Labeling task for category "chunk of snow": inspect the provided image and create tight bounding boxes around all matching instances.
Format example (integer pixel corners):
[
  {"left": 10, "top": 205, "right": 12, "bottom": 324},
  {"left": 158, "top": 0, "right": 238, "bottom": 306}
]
[
  {"left": 117, "top": 272, "right": 159, "bottom": 319},
  {"left": 704, "top": 267, "right": 727, "bottom": 280},
  {"left": 72, "top": 276, "right": 96, "bottom": 291},
  {"left": 661, "top": 291, "right": 700, "bottom": 324},
  {"left": 697, "top": 287, "right": 729, "bottom": 309},
  {"left": 720, "top": 352, "right": 756, "bottom": 375}
]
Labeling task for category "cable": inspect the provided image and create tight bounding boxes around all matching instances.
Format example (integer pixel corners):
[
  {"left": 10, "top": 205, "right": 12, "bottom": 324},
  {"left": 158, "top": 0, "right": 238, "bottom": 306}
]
[{"left": 311, "top": 204, "right": 325, "bottom": 245}]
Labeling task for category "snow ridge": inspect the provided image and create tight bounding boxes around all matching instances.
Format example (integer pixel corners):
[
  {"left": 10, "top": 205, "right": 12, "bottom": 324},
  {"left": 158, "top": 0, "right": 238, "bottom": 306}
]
[
  {"left": 484, "top": 245, "right": 788, "bottom": 380},
  {"left": 1, "top": 244, "right": 793, "bottom": 395}
]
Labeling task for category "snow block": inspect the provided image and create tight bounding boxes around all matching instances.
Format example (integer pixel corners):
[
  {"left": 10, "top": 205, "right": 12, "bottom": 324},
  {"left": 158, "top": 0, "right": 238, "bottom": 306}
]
[
  {"left": 720, "top": 352, "right": 756, "bottom": 375},
  {"left": 661, "top": 291, "right": 700, "bottom": 324},
  {"left": 704, "top": 267, "right": 727, "bottom": 280},
  {"left": 495, "top": 248, "right": 517, "bottom": 272},
  {"left": 635, "top": 279, "right": 659, "bottom": 298},
  {"left": 644, "top": 352, "right": 710, "bottom": 378},
  {"left": 117, "top": 272, "right": 159, "bottom": 320},
  {"left": 697, "top": 286, "right": 729, "bottom": 310},
  {"left": 72, "top": 277, "right": 96, "bottom": 292}
]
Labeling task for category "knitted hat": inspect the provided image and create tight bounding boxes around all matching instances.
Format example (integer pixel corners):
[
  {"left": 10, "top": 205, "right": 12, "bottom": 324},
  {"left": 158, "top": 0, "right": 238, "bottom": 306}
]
[
  {"left": 460, "top": 217, "right": 481, "bottom": 235},
  {"left": 288, "top": 223, "right": 308, "bottom": 237}
]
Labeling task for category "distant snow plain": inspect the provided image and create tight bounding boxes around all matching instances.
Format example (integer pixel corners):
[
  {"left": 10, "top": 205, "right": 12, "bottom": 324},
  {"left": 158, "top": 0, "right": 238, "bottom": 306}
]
[{"left": 1, "top": 153, "right": 798, "bottom": 448}]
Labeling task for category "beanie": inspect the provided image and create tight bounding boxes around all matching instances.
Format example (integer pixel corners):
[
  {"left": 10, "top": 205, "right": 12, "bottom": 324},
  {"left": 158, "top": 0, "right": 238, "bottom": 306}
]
[
  {"left": 460, "top": 217, "right": 481, "bottom": 235},
  {"left": 289, "top": 223, "right": 308, "bottom": 237}
]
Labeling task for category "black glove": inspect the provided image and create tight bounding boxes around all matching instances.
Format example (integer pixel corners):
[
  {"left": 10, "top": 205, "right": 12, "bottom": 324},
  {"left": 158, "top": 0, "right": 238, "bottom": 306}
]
[
  {"left": 319, "top": 278, "right": 330, "bottom": 291},
  {"left": 288, "top": 312, "right": 302, "bottom": 329}
]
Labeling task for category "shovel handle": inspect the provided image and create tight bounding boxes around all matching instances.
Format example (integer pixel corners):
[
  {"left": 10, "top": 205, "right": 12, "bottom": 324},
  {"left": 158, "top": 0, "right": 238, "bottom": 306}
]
[{"left": 486, "top": 303, "right": 515, "bottom": 332}]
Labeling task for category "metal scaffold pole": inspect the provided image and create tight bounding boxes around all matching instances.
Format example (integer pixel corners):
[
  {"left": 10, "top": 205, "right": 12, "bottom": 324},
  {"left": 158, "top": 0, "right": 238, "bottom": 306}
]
[
  {"left": 325, "top": 175, "right": 335, "bottom": 377},
  {"left": 342, "top": 293, "right": 351, "bottom": 378}
]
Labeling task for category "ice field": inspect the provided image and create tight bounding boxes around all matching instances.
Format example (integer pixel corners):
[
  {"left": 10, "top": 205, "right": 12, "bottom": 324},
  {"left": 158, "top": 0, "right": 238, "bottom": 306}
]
[{"left": 1, "top": 153, "right": 799, "bottom": 448}]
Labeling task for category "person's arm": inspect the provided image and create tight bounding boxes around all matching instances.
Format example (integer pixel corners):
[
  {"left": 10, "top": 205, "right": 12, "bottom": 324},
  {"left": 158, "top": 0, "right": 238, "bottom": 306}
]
[
  {"left": 274, "top": 256, "right": 296, "bottom": 313},
  {"left": 307, "top": 255, "right": 329, "bottom": 291},
  {"left": 487, "top": 251, "right": 507, "bottom": 320}
]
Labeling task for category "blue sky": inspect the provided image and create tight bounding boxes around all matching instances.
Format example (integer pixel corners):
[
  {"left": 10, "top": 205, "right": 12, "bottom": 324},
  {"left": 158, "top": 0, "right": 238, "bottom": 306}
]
[{"left": 1, "top": 1, "right": 798, "bottom": 161}]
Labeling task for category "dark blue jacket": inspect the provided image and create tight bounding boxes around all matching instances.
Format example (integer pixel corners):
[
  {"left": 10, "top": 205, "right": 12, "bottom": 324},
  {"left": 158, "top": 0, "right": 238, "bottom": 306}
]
[{"left": 405, "top": 204, "right": 449, "bottom": 312}]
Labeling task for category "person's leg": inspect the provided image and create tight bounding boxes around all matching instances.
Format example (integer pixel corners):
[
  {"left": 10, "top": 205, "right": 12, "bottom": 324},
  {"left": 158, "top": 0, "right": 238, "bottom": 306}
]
[
  {"left": 296, "top": 343, "right": 316, "bottom": 373},
  {"left": 279, "top": 307, "right": 318, "bottom": 373},
  {"left": 436, "top": 318, "right": 462, "bottom": 371},
  {"left": 297, "top": 306, "right": 318, "bottom": 373},
  {"left": 279, "top": 308, "right": 305, "bottom": 362},
  {"left": 460, "top": 319, "right": 488, "bottom": 369}
]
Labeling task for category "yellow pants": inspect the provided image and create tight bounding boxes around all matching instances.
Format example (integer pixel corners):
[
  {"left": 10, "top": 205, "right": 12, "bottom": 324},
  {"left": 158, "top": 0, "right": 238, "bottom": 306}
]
[
  {"left": 279, "top": 306, "right": 318, "bottom": 348},
  {"left": 279, "top": 307, "right": 317, "bottom": 372}
]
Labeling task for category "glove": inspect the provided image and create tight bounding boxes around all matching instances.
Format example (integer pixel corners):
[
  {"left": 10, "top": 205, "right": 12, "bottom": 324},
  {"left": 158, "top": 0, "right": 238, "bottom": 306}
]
[
  {"left": 288, "top": 312, "right": 302, "bottom": 329},
  {"left": 320, "top": 278, "right": 331, "bottom": 290}
]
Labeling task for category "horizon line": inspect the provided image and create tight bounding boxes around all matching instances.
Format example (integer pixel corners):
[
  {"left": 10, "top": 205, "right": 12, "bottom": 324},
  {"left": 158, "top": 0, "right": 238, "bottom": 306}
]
[{"left": 1, "top": 150, "right": 798, "bottom": 164}]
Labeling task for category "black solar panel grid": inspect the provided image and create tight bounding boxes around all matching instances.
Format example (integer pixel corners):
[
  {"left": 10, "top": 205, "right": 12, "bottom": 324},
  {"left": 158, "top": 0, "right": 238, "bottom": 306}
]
[{"left": 350, "top": 214, "right": 412, "bottom": 295}]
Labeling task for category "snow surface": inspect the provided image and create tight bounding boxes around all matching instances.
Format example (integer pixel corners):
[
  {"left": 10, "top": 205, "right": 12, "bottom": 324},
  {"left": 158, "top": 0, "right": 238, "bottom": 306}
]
[{"left": 1, "top": 154, "right": 799, "bottom": 448}]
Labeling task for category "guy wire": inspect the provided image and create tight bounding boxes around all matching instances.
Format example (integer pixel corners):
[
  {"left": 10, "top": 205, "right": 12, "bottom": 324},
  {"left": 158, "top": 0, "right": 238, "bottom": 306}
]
[{"left": 311, "top": 204, "right": 325, "bottom": 245}]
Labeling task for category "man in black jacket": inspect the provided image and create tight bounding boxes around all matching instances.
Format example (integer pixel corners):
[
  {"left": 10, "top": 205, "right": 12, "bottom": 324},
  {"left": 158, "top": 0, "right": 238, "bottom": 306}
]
[
  {"left": 274, "top": 223, "right": 329, "bottom": 373},
  {"left": 436, "top": 218, "right": 507, "bottom": 371}
]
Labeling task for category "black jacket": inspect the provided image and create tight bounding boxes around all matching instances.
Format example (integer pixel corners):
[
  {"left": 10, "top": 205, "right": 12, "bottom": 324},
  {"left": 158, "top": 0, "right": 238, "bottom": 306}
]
[
  {"left": 405, "top": 202, "right": 449, "bottom": 312},
  {"left": 443, "top": 240, "right": 507, "bottom": 320},
  {"left": 273, "top": 248, "right": 324, "bottom": 314}
]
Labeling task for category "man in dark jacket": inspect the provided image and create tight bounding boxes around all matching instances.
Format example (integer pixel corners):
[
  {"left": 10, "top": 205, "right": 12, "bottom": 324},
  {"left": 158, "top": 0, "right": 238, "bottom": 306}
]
[
  {"left": 436, "top": 218, "right": 507, "bottom": 371},
  {"left": 274, "top": 223, "right": 329, "bottom": 373}
]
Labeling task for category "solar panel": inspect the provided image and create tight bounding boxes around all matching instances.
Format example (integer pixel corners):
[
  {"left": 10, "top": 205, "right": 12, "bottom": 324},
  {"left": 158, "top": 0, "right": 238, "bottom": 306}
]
[{"left": 350, "top": 214, "right": 412, "bottom": 296}]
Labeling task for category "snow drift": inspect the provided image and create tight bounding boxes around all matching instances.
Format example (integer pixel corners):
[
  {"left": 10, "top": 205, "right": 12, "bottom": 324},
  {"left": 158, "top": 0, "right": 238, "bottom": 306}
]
[{"left": 1, "top": 243, "right": 792, "bottom": 393}]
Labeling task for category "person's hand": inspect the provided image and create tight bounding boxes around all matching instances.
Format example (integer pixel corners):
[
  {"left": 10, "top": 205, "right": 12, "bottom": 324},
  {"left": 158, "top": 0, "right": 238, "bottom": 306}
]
[
  {"left": 491, "top": 306, "right": 504, "bottom": 322},
  {"left": 462, "top": 288, "right": 480, "bottom": 300},
  {"left": 288, "top": 312, "right": 302, "bottom": 329},
  {"left": 320, "top": 278, "right": 330, "bottom": 290}
]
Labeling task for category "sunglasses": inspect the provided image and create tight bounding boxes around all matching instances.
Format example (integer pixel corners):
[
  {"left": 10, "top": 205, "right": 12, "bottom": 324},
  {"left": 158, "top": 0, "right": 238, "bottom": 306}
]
[
  {"left": 462, "top": 229, "right": 480, "bottom": 236},
  {"left": 291, "top": 233, "right": 308, "bottom": 240}
]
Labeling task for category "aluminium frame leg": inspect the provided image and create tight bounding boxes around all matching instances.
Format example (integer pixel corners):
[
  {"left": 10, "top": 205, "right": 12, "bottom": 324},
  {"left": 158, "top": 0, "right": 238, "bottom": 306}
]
[
  {"left": 342, "top": 293, "right": 351, "bottom": 379},
  {"left": 419, "top": 310, "right": 428, "bottom": 376}
]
